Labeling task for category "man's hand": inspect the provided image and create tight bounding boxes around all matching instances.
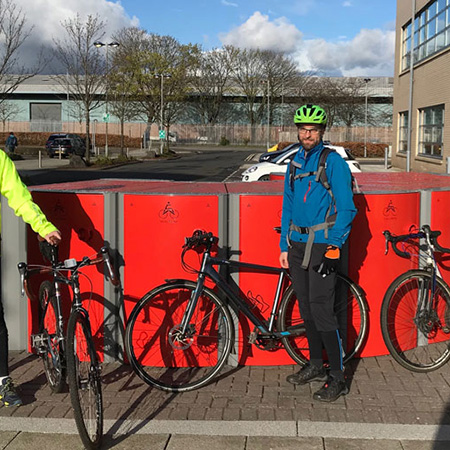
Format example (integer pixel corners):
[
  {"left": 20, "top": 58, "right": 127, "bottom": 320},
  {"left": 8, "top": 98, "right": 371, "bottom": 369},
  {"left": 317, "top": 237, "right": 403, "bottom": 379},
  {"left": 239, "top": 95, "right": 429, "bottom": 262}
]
[
  {"left": 279, "top": 251, "right": 289, "bottom": 269},
  {"left": 44, "top": 230, "right": 62, "bottom": 246},
  {"left": 313, "top": 245, "right": 340, "bottom": 277}
]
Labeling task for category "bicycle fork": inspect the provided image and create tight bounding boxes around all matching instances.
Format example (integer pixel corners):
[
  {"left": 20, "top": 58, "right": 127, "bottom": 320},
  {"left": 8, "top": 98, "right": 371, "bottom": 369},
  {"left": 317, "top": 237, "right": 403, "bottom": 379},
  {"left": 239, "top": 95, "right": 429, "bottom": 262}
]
[{"left": 178, "top": 274, "right": 207, "bottom": 337}]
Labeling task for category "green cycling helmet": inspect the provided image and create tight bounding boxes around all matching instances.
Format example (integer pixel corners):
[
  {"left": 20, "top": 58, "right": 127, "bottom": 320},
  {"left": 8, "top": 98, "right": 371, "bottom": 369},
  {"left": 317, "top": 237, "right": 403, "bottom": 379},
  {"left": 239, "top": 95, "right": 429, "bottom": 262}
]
[{"left": 294, "top": 104, "right": 327, "bottom": 126}]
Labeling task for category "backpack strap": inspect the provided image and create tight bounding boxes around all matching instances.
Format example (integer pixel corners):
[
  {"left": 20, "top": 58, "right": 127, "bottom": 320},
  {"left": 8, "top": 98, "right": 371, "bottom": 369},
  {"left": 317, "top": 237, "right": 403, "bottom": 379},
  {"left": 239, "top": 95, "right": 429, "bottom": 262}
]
[{"left": 288, "top": 214, "right": 337, "bottom": 269}]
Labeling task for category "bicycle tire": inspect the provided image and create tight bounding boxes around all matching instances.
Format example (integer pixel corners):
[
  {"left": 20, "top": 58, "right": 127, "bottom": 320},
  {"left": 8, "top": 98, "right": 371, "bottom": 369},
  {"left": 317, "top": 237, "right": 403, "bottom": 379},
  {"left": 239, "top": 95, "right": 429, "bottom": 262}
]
[
  {"left": 278, "top": 274, "right": 368, "bottom": 366},
  {"left": 125, "top": 280, "right": 233, "bottom": 392},
  {"left": 37, "top": 281, "right": 66, "bottom": 393},
  {"left": 381, "top": 269, "right": 450, "bottom": 372},
  {"left": 66, "top": 310, "right": 103, "bottom": 450}
]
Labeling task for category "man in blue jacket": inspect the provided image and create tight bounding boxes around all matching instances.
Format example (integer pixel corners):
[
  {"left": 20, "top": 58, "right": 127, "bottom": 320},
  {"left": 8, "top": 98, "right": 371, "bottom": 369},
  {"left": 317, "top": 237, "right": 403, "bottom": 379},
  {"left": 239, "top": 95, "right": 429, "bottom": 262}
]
[
  {"left": 279, "top": 104, "right": 356, "bottom": 402},
  {"left": 5, "top": 133, "right": 18, "bottom": 154}
]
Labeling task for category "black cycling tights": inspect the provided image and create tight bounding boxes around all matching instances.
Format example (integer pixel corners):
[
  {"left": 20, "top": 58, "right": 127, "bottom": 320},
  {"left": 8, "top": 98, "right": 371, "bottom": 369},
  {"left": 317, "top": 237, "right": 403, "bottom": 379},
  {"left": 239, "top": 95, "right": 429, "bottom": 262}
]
[{"left": 0, "top": 299, "right": 8, "bottom": 377}]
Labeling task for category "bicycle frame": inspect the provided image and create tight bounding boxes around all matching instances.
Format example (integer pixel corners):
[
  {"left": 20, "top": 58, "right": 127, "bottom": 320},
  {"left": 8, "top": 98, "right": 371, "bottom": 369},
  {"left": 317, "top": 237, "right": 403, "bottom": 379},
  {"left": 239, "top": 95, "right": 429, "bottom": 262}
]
[{"left": 179, "top": 250, "right": 291, "bottom": 339}]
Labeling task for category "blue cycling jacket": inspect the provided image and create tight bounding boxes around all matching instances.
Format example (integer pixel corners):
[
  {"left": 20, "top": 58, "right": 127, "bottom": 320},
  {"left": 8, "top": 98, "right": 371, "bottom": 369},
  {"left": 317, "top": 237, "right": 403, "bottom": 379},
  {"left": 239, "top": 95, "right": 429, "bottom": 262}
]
[{"left": 280, "top": 141, "right": 357, "bottom": 252}]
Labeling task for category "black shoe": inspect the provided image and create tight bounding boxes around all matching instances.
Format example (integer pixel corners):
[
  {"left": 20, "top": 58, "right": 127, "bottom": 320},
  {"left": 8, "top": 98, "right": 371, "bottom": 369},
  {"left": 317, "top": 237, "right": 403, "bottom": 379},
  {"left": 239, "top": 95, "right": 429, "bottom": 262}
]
[
  {"left": 286, "top": 364, "right": 327, "bottom": 385},
  {"left": 0, "top": 377, "right": 22, "bottom": 407},
  {"left": 313, "top": 376, "right": 349, "bottom": 402}
]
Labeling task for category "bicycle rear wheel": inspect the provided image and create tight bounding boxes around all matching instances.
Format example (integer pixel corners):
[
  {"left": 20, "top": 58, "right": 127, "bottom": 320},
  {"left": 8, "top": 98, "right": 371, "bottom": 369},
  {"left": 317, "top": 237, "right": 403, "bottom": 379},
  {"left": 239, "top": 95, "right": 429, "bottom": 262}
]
[
  {"left": 278, "top": 274, "right": 368, "bottom": 366},
  {"left": 37, "top": 281, "right": 66, "bottom": 393},
  {"left": 381, "top": 270, "right": 450, "bottom": 372},
  {"left": 66, "top": 310, "right": 103, "bottom": 450},
  {"left": 125, "top": 280, "right": 233, "bottom": 392}
]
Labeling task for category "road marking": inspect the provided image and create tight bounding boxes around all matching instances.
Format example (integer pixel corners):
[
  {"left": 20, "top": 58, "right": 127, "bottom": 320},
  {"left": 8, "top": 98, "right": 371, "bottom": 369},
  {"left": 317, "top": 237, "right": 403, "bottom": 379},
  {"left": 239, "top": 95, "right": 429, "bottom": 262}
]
[{"left": 245, "top": 154, "right": 256, "bottom": 161}]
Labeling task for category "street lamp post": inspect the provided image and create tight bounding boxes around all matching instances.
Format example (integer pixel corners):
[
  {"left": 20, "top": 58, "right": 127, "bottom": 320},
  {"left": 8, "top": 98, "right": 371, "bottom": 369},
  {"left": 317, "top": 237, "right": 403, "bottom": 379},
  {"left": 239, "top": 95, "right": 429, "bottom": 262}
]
[
  {"left": 93, "top": 41, "right": 120, "bottom": 157},
  {"left": 155, "top": 73, "right": 171, "bottom": 155},
  {"left": 92, "top": 119, "right": 98, "bottom": 155},
  {"left": 262, "top": 79, "right": 270, "bottom": 150},
  {"left": 363, "top": 78, "right": 371, "bottom": 158}
]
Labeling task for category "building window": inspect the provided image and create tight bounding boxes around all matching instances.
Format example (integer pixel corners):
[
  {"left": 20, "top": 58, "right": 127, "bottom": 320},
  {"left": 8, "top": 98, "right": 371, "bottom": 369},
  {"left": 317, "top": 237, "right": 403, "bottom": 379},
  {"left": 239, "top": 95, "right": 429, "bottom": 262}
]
[
  {"left": 402, "top": 0, "right": 450, "bottom": 70},
  {"left": 398, "top": 111, "right": 409, "bottom": 153},
  {"left": 418, "top": 105, "right": 444, "bottom": 157}
]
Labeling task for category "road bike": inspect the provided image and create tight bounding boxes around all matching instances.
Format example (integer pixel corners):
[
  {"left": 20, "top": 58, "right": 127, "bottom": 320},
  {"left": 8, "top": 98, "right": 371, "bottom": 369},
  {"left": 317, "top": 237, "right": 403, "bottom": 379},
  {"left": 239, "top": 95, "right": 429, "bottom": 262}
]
[
  {"left": 381, "top": 225, "right": 450, "bottom": 372},
  {"left": 125, "top": 229, "right": 368, "bottom": 392},
  {"left": 18, "top": 243, "right": 118, "bottom": 450}
]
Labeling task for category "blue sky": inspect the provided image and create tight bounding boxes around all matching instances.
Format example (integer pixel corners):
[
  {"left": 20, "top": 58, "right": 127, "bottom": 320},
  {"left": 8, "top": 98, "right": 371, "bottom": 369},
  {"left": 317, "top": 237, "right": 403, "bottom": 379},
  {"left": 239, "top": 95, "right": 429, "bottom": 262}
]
[
  {"left": 17, "top": 0, "right": 397, "bottom": 77},
  {"left": 121, "top": 0, "right": 396, "bottom": 49}
]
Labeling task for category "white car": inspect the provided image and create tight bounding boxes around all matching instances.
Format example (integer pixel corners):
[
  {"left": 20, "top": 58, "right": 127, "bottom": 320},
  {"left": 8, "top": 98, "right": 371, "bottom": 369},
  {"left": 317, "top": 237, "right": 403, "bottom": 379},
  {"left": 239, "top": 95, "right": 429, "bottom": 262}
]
[{"left": 241, "top": 145, "right": 361, "bottom": 182}]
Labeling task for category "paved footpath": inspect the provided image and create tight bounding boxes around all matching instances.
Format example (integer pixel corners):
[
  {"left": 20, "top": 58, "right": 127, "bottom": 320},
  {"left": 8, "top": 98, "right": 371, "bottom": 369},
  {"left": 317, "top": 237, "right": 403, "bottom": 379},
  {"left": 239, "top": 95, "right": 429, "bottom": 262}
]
[{"left": 1, "top": 351, "right": 450, "bottom": 449}]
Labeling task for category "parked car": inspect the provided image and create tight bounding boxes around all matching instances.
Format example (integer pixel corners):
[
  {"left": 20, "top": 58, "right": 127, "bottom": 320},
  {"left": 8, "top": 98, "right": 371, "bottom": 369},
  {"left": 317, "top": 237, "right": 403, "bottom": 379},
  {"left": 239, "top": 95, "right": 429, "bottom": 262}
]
[
  {"left": 242, "top": 145, "right": 361, "bottom": 182},
  {"left": 47, "top": 138, "right": 86, "bottom": 158},
  {"left": 45, "top": 133, "right": 88, "bottom": 152}
]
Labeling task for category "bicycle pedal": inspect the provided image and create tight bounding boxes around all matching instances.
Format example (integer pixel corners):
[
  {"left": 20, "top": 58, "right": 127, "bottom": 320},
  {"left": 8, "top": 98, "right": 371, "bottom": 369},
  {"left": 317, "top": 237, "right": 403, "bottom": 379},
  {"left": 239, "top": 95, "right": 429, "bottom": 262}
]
[
  {"left": 248, "top": 331, "right": 257, "bottom": 344},
  {"left": 31, "top": 334, "right": 47, "bottom": 353}
]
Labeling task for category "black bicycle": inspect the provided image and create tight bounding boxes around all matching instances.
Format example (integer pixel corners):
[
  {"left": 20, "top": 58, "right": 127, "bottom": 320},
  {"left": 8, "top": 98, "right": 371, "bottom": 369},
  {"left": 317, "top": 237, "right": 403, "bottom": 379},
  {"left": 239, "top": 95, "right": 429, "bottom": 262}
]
[
  {"left": 382, "top": 225, "right": 450, "bottom": 372},
  {"left": 18, "top": 244, "right": 118, "bottom": 450},
  {"left": 125, "top": 229, "right": 368, "bottom": 392}
]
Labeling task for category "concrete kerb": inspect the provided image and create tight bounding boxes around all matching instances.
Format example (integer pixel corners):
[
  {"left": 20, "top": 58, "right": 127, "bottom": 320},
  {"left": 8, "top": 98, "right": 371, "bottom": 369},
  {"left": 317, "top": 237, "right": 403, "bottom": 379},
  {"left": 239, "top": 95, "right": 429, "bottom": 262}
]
[{"left": 1, "top": 417, "right": 450, "bottom": 441}]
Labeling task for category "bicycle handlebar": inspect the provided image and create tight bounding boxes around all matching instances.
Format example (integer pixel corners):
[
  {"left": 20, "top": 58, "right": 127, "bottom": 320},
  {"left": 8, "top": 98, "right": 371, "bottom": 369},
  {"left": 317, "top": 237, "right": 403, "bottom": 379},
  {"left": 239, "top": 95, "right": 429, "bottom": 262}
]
[
  {"left": 383, "top": 225, "right": 450, "bottom": 259},
  {"left": 18, "top": 246, "right": 120, "bottom": 297},
  {"left": 183, "top": 230, "right": 218, "bottom": 251}
]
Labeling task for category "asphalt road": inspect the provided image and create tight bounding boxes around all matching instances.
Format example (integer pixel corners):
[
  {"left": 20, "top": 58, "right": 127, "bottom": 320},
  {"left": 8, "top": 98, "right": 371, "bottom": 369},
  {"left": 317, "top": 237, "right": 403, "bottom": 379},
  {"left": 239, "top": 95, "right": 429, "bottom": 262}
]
[{"left": 17, "top": 148, "right": 257, "bottom": 186}]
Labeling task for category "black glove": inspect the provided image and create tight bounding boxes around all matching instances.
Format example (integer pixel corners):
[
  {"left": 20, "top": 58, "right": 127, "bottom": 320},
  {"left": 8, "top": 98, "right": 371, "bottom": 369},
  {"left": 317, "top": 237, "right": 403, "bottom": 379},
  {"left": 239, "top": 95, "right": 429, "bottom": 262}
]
[
  {"left": 39, "top": 240, "right": 58, "bottom": 265},
  {"left": 313, "top": 245, "right": 340, "bottom": 277}
]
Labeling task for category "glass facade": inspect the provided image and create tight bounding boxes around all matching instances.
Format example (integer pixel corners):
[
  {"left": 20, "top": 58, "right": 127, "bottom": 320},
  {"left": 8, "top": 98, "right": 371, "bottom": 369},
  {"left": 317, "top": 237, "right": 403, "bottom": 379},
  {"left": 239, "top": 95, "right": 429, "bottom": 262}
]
[
  {"left": 398, "top": 111, "right": 409, "bottom": 153},
  {"left": 418, "top": 105, "right": 445, "bottom": 157},
  {"left": 402, "top": 0, "right": 450, "bottom": 70}
]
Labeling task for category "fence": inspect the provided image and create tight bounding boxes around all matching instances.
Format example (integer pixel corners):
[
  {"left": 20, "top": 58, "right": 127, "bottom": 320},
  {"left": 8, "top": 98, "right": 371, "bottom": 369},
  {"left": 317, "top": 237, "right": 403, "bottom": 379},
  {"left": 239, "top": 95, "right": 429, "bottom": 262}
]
[{"left": 5, "top": 120, "right": 393, "bottom": 147}]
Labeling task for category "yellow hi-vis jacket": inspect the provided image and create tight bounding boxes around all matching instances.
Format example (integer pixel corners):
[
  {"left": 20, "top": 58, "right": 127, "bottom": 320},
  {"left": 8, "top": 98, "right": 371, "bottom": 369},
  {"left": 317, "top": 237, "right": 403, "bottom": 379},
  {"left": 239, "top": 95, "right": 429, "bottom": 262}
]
[{"left": 0, "top": 149, "right": 58, "bottom": 237}]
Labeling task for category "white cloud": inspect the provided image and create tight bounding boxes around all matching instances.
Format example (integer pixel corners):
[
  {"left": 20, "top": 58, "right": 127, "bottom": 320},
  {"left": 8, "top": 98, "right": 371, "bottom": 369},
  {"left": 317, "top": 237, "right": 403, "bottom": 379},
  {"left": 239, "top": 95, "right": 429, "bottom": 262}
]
[
  {"left": 300, "top": 28, "right": 395, "bottom": 76},
  {"left": 343, "top": 1, "right": 352, "bottom": 7},
  {"left": 14, "top": 0, "right": 138, "bottom": 72},
  {"left": 219, "top": 11, "right": 303, "bottom": 53},
  {"left": 221, "top": 0, "right": 238, "bottom": 7},
  {"left": 220, "top": 12, "right": 395, "bottom": 76}
]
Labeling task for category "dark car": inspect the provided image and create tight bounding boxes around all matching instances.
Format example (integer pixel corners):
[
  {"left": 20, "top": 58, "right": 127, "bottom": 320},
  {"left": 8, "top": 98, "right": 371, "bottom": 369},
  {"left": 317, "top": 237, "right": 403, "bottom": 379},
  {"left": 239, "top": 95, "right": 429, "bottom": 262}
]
[
  {"left": 47, "top": 138, "right": 85, "bottom": 158},
  {"left": 258, "top": 142, "right": 300, "bottom": 163},
  {"left": 45, "top": 133, "right": 88, "bottom": 151}
]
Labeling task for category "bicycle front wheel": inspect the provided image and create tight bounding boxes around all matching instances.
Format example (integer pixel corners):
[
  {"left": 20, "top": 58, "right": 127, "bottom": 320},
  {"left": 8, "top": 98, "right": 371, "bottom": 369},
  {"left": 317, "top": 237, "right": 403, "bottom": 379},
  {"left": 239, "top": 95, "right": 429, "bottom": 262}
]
[
  {"left": 125, "top": 280, "right": 233, "bottom": 392},
  {"left": 38, "top": 281, "right": 66, "bottom": 393},
  {"left": 66, "top": 311, "right": 103, "bottom": 450},
  {"left": 381, "top": 270, "right": 450, "bottom": 372},
  {"left": 278, "top": 274, "right": 368, "bottom": 366}
]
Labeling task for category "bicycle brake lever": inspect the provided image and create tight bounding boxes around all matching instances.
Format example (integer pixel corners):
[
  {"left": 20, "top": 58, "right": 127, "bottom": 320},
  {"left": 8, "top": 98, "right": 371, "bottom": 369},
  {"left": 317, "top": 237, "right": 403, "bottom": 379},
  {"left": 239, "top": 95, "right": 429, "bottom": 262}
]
[
  {"left": 100, "top": 247, "right": 120, "bottom": 286},
  {"left": 17, "top": 262, "right": 27, "bottom": 296}
]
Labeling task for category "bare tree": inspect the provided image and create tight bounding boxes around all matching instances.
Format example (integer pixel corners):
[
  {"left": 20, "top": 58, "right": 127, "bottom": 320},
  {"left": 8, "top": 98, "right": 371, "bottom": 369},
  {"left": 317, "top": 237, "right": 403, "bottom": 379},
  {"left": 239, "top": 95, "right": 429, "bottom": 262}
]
[
  {"left": 0, "top": 100, "right": 21, "bottom": 131},
  {"left": 308, "top": 77, "right": 372, "bottom": 137},
  {"left": 108, "top": 52, "right": 143, "bottom": 156},
  {"left": 0, "top": 0, "right": 43, "bottom": 106},
  {"left": 229, "top": 48, "right": 301, "bottom": 142},
  {"left": 52, "top": 14, "right": 106, "bottom": 162},
  {"left": 188, "top": 45, "right": 237, "bottom": 126}
]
